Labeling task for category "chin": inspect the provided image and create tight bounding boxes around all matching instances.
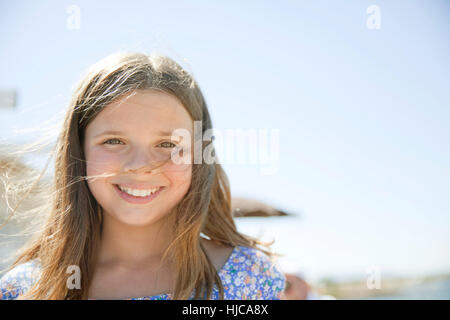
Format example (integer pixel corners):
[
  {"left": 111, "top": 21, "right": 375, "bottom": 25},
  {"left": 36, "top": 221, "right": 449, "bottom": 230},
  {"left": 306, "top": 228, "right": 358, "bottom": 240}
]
[{"left": 109, "top": 210, "right": 166, "bottom": 227}]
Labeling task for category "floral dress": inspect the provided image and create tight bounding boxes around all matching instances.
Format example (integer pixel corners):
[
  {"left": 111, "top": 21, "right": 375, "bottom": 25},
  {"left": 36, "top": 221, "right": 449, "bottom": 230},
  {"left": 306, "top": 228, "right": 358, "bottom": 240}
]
[{"left": 0, "top": 245, "right": 286, "bottom": 300}]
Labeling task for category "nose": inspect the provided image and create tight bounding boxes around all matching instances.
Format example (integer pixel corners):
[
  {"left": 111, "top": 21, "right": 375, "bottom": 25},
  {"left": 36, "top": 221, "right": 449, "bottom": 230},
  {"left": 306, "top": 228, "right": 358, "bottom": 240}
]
[{"left": 122, "top": 148, "right": 163, "bottom": 174}]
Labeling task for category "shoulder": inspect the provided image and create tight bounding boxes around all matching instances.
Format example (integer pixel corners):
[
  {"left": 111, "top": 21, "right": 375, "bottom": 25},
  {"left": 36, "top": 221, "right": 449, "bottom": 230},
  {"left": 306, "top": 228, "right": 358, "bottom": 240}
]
[
  {"left": 201, "top": 238, "right": 235, "bottom": 273},
  {"left": 0, "top": 260, "right": 42, "bottom": 300},
  {"left": 220, "top": 245, "right": 286, "bottom": 300}
]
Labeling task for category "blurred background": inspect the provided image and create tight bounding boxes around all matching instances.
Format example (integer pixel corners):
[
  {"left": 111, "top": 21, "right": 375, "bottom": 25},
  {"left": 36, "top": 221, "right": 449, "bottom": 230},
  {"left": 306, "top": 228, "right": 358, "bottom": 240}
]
[{"left": 0, "top": 0, "right": 449, "bottom": 299}]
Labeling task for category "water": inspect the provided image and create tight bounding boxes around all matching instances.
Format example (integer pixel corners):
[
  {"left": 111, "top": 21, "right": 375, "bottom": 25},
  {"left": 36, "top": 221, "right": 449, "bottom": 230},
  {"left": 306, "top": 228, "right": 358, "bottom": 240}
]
[{"left": 365, "top": 279, "right": 450, "bottom": 300}]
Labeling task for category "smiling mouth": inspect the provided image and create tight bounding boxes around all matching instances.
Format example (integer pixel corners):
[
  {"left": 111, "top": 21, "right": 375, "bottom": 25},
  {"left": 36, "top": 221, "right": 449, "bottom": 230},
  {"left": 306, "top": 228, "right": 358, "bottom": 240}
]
[
  {"left": 113, "top": 184, "right": 165, "bottom": 204},
  {"left": 116, "top": 184, "right": 164, "bottom": 197}
]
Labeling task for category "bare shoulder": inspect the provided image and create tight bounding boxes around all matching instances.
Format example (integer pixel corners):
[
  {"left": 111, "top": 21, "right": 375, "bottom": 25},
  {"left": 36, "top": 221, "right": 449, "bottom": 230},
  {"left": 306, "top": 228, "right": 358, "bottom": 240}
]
[{"left": 200, "top": 238, "right": 235, "bottom": 272}]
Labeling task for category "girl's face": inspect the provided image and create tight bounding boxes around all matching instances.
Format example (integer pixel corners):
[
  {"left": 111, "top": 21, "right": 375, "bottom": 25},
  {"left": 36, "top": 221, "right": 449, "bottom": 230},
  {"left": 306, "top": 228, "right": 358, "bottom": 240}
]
[{"left": 83, "top": 90, "right": 193, "bottom": 227}]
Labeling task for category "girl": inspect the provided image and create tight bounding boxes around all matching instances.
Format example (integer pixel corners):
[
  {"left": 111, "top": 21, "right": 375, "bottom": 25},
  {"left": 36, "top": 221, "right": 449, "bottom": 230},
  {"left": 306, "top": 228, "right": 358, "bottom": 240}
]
[{"left": 0, "top": 52, "right": 286, "bottom": 300}]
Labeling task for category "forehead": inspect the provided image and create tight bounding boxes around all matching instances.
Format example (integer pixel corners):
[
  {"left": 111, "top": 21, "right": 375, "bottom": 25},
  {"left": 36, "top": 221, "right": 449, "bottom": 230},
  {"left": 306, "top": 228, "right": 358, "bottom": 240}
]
[{"left": 86, "top": 90, "right": 193, "bottom": 135}]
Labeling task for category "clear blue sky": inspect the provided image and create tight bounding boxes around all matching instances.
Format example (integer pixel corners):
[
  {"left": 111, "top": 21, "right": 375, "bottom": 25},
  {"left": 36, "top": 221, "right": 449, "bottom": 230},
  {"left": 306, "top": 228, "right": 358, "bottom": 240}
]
[{"left": 1, "top": 0, "right": 449, "bottom": 280}]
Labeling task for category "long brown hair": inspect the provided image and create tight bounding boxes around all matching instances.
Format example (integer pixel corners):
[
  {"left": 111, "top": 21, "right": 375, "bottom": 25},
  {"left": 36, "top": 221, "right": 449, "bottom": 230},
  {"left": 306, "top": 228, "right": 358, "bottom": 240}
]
[{"left": 1, "top": 51, "right": 277, "bottom": 300}]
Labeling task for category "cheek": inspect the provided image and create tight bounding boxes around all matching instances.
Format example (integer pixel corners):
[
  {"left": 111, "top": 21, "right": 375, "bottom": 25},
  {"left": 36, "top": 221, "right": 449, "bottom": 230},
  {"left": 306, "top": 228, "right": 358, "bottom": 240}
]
[
  {"left": 166, "top": 162, "right": 192, "bottom": 179},
  {"left": 85, "top": 150, "right": 121, "bottom": 196},
  {"left": 164, "top": 163, "right": 192, "bottom": 193},
  {"left": 85, "top": 150, "right": 120, "bottom": 177}
]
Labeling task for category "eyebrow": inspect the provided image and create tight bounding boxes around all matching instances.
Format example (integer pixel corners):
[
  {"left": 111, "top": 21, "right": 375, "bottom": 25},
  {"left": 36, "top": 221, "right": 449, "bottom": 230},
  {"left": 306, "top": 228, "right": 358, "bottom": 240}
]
[{"left": 93, "top": 129, "right": 176, "bottom": 138}]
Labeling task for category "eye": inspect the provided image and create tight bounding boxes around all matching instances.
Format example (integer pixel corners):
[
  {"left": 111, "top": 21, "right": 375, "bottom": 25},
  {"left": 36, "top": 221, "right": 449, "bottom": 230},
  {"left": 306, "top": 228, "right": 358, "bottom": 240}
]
[
  {"left": 103, "top": 138, "right": 124, "bottom": 145},
  {"left": 158, "top": 141, "right": 177, "bottom": 148}
]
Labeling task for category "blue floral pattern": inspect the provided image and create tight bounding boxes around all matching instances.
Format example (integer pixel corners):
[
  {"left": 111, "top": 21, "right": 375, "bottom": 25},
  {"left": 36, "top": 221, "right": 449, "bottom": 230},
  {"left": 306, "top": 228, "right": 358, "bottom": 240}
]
[
  {"left": 0, "top": 260, "right": 41, "bottom": 300},
  {"left": 0, "top": 245, "right": 285, "bottom": 300}
]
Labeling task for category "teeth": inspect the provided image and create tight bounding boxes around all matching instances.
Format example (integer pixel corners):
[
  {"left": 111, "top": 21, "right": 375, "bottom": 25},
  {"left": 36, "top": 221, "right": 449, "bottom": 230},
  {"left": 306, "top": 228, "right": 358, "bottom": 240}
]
[{"left": 118, "top": 185, "right": 160, "bottom": 197}]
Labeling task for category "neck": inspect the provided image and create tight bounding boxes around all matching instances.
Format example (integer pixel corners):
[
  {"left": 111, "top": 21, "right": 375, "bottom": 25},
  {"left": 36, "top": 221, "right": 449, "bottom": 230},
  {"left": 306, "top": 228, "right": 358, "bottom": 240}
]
[{"left": 97, "top": 214, "right": 175, "bottom": 268}]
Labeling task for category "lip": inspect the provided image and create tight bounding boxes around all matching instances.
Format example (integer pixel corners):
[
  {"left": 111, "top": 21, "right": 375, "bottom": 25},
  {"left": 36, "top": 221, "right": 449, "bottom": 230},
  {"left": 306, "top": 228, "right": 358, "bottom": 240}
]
[
  {"left": 115, "top": 183, "right": 165, "bottom": 190},
  {"left": 113, "top": 184, "right": 165, "bottom": 204}
]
